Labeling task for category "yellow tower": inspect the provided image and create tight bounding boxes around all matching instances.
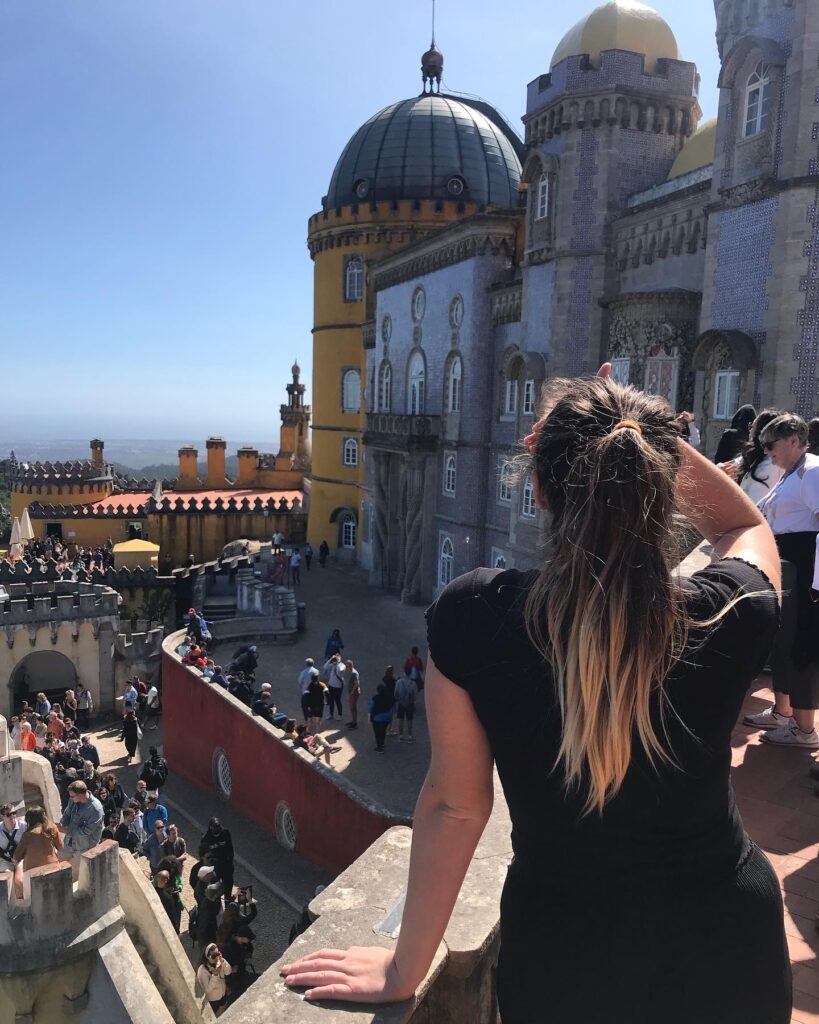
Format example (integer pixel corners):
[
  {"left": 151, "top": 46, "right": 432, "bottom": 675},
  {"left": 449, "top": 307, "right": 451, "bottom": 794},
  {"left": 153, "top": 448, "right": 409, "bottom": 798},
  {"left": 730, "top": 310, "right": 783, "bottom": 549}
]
[{"left": 307, "top": 43, "right": 524, "bottom": 556}]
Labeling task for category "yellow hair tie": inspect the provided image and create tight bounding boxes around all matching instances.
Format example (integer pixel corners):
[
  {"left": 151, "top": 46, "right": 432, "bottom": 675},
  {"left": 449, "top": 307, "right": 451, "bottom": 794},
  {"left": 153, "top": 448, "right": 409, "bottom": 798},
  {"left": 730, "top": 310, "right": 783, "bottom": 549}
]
[{"left": 612, "top": 419, "right": 643, "bottom": 436}]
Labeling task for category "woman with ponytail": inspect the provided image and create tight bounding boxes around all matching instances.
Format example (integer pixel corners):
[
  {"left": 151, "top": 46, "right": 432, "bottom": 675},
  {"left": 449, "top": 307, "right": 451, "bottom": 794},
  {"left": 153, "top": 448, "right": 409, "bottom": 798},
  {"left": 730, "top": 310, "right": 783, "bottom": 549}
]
[{"left": 281, "top": 367, "right": 790, "bottom": 1023}]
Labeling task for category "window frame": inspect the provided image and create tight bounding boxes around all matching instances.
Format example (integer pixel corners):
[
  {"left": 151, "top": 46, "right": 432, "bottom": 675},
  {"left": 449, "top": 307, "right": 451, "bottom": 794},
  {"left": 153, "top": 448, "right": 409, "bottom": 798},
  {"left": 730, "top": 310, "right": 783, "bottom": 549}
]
[
  {"left": 536, "top": 173, "right": 550, "bottom": 221},
  {"left": 522, "top": 378, "right": 536, "bottom": 416},
  {"left": 342, "top": 437, "right": 359, "bottom": 467},
  {"left": 498, "top": 462, "right": 513, "bottom": 504},
  {"left": 408, "top": 350, "right": 426, "bottom": 416},
  {"left": 344, "top": 256, "right": 364, "bottom": 302},
  {"left": 609, "top": 358, "right": 631, "bottom": 387},
  {"left": 342, "top": 368, "right": 361, "bottom": 413},
  {"left": 744, "top": 62, "right": 771, "bottom": 139},
  {"left": 521, "top": 477, "right": 537, "bottom": 519},
  {"left": 504, "top": 378, "right": 518, "bottom": 417},
  {"left": 439, "top": 536, "right": 454, "bottom": 587},
  {"left": 448, "top": 356, "right": 463, "bottom": 414},
  {"left": 443, "top": 452, "right": 456, "bottom": 496},
  {"left": 341, "top": 515, "right": 357, "bottom": 549},
  {"left": 713, "top": 370, "right": 741, "bottom": 420},
  {"left": 378, "top": 362, "right": 392, "bottom": 413}
]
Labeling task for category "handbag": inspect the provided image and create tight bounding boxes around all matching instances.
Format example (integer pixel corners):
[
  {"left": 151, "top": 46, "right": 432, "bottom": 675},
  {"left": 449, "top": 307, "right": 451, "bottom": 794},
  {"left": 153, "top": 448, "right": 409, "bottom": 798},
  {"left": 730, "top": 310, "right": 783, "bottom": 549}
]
[{"left": 136, "top": 724, "right": 143, "bottom": 740}]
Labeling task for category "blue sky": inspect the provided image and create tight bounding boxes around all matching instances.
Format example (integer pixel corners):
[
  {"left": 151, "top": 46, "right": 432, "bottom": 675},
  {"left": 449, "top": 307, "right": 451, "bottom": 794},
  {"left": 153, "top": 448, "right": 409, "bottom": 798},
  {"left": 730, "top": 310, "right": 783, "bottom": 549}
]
[{"left": 1, "top": 0, "right": 721, "bottom": 443}]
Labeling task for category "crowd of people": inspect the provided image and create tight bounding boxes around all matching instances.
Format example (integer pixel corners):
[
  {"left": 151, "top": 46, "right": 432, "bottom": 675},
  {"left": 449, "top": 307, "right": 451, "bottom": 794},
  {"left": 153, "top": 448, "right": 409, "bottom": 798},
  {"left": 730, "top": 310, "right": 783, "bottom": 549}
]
[{"left": 4, "top": 537, "right": 116, "bottom": 576}]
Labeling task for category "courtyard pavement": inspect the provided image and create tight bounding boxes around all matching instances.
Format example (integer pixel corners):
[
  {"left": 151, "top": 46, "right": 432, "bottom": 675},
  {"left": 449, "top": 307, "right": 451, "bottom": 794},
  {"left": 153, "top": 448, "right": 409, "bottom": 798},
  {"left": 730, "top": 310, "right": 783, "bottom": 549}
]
[{"left": 88, "top": 562, "right": 818, "bottom": 1020}]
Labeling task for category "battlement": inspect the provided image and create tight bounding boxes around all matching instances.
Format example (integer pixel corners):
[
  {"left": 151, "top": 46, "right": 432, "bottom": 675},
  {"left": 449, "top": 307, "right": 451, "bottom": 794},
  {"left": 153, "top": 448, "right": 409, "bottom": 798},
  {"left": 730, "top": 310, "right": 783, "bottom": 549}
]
[
  {"left": 0, "top": 841, "right": 124, "bottom": 973},
  {"left": 11, "top": 459, "right": 114, "bottom": 487},
  {"left": 26, "top": 492, "right": 304, "bottom": 519},
  {"left": 115, "top": 625, "right": 164, "bottom": 660},
  {"left": 0, "top": 581, "right": 120, "bottom": 627}
]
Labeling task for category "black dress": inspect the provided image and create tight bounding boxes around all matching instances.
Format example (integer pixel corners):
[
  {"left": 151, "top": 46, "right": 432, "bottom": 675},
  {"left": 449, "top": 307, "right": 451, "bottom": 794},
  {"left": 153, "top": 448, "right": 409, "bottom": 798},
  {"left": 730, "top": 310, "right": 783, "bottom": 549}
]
[{"left": 426, "top": 558, "right": 791, "bottom": 1024}]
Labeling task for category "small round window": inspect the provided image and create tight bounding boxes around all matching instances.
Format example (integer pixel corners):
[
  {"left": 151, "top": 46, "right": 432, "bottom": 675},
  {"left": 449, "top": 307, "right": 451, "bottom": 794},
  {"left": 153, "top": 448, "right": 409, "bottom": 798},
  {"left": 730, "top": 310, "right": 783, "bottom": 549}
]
[
  {"left": 381, "top": 314, "right": 392, "bottom": 345},
  {"left": 411, "top": 286, "right": 426, "bottom": 323},
  {"left": 275, "top": 801, "right": 297, "bottom": 850},
  {"left": 449, "top": 295, "right": 464, "bottom": 328},
  {"left": 354, "top": 178, "right": 370, "bottom": 199},
  {"left": 447, "top": 175, "right": 465, "bottom": 196},
  {"left": 213, "top": 748, "right": 232, "bottom": 800}
]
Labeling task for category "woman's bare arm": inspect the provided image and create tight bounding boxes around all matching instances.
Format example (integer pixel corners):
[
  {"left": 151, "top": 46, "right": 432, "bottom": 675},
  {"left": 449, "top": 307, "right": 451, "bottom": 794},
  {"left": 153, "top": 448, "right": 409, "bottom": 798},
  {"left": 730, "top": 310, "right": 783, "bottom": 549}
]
[{"left": 280, "top": 657, "right": 494, "bottom": 1002}]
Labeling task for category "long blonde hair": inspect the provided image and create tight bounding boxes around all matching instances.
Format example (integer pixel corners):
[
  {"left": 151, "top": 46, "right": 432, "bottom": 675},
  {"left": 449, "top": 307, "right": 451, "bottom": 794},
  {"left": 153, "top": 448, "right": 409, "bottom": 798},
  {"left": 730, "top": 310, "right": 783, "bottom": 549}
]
[{"left": 524, "top": 377, "right": 685, "bottom": 815}]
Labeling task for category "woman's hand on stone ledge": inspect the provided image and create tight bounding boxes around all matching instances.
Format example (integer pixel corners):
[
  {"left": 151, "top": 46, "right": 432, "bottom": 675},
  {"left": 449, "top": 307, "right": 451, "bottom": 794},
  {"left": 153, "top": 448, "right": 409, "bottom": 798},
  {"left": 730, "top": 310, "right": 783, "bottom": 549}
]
[{"left": 280, "top": 946, "right": 415, "bottom": 1003}]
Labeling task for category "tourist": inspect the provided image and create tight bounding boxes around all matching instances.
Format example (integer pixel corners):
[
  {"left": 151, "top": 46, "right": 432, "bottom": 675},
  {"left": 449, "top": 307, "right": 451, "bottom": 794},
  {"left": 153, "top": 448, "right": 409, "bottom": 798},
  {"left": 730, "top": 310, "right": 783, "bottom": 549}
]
[
  {"left": 318, "top": 540, "right": 329, "bottom": 567},
  {"left": 674, "top": 410, "right": 701, "bottom": 448},
  {"left": 394, "top": 671, "right": 418, "bottom": 743},
  {"left": 299, "top": 658, "right": 319, "bottom": 721},
  {"left": 143, "top": 795, "right": 169, "bottom": 835},
  {"left": 197, "top": 942, "right": 232, "bottom": 1016},
  {"left": 121, "top": 679, "right": 138, "bottom": 714},
  {"left": 195, "top": 868, "right": 224, "bottom": 950},
  {"left": 143, "top": 820, "right": 168, "bottom": 875},
  {"left": 140, "top": 746, "right": 169, "bottom": 796},
  {"left": 155, "top": 854, "right": 185, "bottom": 933},
  {"left": 33, "top": 716, "right": 49, "bottom": 750},
  {"left": 304, "top": 675, "right": 326, "bottom": 734},
  {"left": 282, "top": 718, "right": 298, "bottom": 739},
  {"left": 293, "top": 724, "right": 340, "bottom": 765},
  {"left": 304, "top": 542, "right": 313, "bottom": 570},
  {"left": 63, "top": 689, "right": 78, "bottom": 720},
  {"left": 229, "top": 645, "right": 258, "bottom": 677},
  {"left": 96, "top": 786, "right": 118, "bottom": 823},
  {"left": 713, "top": 404, "right": 757, "bottom": 464},
  {"left": 131, "top": 780, "right": 149, "bottom": 812},
  {"left": 33, "top": 692, "right": 51, "bottom": 719},
  {"left": 744, "top": 413, "right": 819, "bottom": 748},
  {"left": 78, "top": 734, "right": 100, "bottom": 769},
  {"left": 75, "top": 683, "right": 93, "bottom": 730},
  {"left": 119, "top": 709, "right": 140, "bottom": 764},
  {"left": 154, "top": 869, "right": 183, "bottom": 933},
  {"left": 210, "top": 665, "right": 228, "bottom": 688},
  {"left": 12, "top": 806, "right": 62, "bottom": 896},
  {"left": 281, "top": 369, "right": 790, "bottom": 1023},
  {"left": 57, "top": 781, "right": 104, "bottom": 873},
  {"left": 114, "top": 808, "right": 142, "bottom": 855},
  {"left": 162, "top": 822, "right": 187, "bottom": 863},
  {"left": 223, "top": 925, "right": 255, "bottom": 1001},
  {"left": 367, "top": 684, "right": 395, "bottom": 754},
  {"left": 809, "top": 417, "right": 819, "bottom": 457},
  {"left": 18, "top": 721, "right": 37, "bottom": 752},
  {"left": 47, "top": 710, "right": 65, "bottom": 742},
  {"left": 323, "top": 653, "right": 345, "bottom": 721},
  {"left": 403, "top": 646, "right": 425, "bottom": 690},
  {"left": 720, "top": 408, "right": 784, "bottom": 503},
  {"left": 101, "top": 812, "right": 119, "bottom": 842},
  {"left": 251, "top": 687, "right": 277, "bottom": 724},
  {"left": 343, "top": 659, "right": 361, "bottom": 729},
  {"left": 228, "top": 674, "right": 254, "bottom": 706},
  {"left": 272, "top": 529, "right": 284, "bottom": 547},
  {"left": 104, "top": 771, "right": 128, "bottom": 811},
  {"left": 290, "top": 547, "right": 302, "bottom": 585},
  {"left": 382, "top": 666, "right": 398, "bottom": 735},
  {"left": 201, "top": 818, "right": 235, "bottom": 906},
  {"left": 81, "top": 761, "right": 100, "bottom": 795},
  {"left": 145, "top": 681, "right": 161, "bottom": 729},
  {"left": 0, "top": 804, "right": 27, "bottom": 869},
  {"left": 324, "top": 628, "right": 344, "bottom": 659}
]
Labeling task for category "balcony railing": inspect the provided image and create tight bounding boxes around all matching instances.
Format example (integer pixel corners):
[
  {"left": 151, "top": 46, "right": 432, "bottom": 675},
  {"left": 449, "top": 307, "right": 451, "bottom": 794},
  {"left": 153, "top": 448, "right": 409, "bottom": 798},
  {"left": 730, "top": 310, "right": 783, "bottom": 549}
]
[{"left": 364, "top": 413, "right": 442, "bottom": 453}]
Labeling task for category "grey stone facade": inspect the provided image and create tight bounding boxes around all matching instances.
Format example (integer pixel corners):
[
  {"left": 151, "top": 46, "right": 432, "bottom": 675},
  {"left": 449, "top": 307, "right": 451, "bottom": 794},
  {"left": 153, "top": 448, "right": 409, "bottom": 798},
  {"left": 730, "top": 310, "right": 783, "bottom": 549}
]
[{"left": 358, "top": 0, "right": 819, "bottom": 602}]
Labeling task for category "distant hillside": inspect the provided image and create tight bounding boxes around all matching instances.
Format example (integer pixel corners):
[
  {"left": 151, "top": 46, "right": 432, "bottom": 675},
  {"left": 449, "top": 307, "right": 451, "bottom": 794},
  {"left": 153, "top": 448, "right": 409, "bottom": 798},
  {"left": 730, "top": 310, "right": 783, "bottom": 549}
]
[
  {"left": 119, "top": 456, "right": 241, "bottom": 481},
  {"left": 2, "top": 440, "right": 273, "bottom": 475}
]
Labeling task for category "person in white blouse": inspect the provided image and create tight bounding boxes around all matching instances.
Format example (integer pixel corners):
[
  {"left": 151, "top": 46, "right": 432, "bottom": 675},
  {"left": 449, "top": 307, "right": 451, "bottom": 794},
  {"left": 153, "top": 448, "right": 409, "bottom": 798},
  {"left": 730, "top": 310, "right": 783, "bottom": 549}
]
[
  {"left": 719, "top": 409, "right": 785, "bottom": 504},
  {"left": 744, "top": 413, "right": 819, "bottom": 747}
]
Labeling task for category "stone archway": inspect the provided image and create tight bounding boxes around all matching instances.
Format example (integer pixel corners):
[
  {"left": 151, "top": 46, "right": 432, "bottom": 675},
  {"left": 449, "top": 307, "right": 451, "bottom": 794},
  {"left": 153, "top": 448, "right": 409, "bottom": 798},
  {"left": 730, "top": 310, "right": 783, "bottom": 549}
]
[
  {"left": 9, "top": 650, "right": 78, "bottom": 717},
  {"left": 691, "top": 329, "right": 759, "bottom": 452}
]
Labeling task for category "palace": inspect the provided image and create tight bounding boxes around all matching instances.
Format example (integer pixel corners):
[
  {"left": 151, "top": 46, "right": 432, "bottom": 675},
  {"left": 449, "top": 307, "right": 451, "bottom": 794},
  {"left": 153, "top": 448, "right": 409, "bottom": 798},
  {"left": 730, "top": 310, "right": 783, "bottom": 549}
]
[
  {"left": 10, "top": 366, "right": 311, "bottom": 568},
  {"left": 308, "top": 0, "right": 819, "bottom": 602}
]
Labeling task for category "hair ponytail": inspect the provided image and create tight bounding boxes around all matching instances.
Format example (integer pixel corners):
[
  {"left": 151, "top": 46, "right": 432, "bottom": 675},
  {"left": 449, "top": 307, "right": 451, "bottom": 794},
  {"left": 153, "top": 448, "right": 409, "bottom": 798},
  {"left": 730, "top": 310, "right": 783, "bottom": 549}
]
[{"left": 524, "top": 377, "right": 684, "bottom": 815}]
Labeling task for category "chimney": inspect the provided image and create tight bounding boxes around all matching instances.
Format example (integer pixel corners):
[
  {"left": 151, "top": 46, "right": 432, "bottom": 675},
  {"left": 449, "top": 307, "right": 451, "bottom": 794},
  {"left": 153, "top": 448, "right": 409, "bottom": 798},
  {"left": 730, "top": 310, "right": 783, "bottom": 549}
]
[
  {"left": 177, "top": 446, "right": 200, "bottom": 489},
  {"left": 89, "top": 439, "right": 104, "bottom": 469},
  {"left": 205, "top": 437, "right": 228, "bottom": 488},
  {"left": 236, "top": 446, "right": 259, "bottom": 487}
]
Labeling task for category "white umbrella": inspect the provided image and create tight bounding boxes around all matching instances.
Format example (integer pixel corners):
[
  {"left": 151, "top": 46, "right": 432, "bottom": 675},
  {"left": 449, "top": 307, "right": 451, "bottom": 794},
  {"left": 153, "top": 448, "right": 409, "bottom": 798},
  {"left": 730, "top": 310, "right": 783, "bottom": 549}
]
[
  {"left": 19, "top": 507, "right": 34, "bottom": 543},
  {"left": 9, "top": 518, "right": 22, "bottom": 561}
]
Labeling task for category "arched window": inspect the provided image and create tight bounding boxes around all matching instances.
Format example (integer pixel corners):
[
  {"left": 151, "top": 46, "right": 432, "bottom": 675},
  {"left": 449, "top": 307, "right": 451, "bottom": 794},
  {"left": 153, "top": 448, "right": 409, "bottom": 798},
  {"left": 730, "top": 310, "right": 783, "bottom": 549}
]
[
  {"left": 522, "top": 379, "right": 536, "bottom": 416},
  {"left": 744, "top": 62, "right": 771, "bottom": 137},
  {"left": 342, "top": 369, "right": 361, "bottom": 412},
  {"left": 444, "top": 453, "right": 456, "bottom": 495},
  {"left": 536, "top": 173, "right": 550, "bottom": 220},
  {"left": 378, "top": 363, "right": 392, "bottom": 412},
  {"left": 521, "top": 477, "right": 536, "bottom": 518},
  {"left": 498, "top": 462, "right": 513, "bottom": 503},
  {"left": 345, "top": 257, "right": 363, "bottom": 301},
  {"left": 448, "top": 357, "right": 462, "bottom": 413},
  {"left": 439, "top": 537, "right": 454, "bottom": 587},
  {"left": 341, "top": 514, "right": 357, "bottom": 549},
  {"left": 343, "top": 438, "right": 359, "bottom": 467},
  {"left": 408, "top": 351, "right": 425, "bottom": 415}
]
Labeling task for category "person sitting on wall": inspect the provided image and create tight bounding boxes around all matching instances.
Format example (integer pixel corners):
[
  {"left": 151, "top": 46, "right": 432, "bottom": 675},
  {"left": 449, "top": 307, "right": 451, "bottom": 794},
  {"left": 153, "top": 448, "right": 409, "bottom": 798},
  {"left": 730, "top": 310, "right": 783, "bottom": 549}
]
[
  {"left": 251, "top": 685, "right": 277, "bottom": 724},
  {"left": 175, "top": 634, "right": 194, "bottom": 658},
  {"left": 228, "top": 674, "right": 253, "bottom": 707},
  {"left": 292, "top": 724, "right": 341, "bottom": 766},
  {"left": 228, "top": 645, "right": 258, "bottom": 677},
  {"left": 210, "top": 665, "right": 229, "bottom": 688}
]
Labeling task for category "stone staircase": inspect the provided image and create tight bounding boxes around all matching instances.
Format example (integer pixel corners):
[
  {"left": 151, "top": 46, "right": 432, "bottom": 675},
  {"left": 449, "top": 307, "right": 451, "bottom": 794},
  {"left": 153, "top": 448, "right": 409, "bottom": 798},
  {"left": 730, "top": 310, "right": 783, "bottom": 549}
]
[{"left": 126, "top": 923, "right": 191, "bottom": 1022}]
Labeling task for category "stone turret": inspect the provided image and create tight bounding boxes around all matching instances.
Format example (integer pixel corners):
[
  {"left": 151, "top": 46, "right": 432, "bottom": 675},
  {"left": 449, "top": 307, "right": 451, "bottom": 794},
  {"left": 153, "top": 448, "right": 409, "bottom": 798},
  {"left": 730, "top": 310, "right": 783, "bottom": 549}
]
[{"left": 176, "top": 446, "right": 200, "bottom": 489}]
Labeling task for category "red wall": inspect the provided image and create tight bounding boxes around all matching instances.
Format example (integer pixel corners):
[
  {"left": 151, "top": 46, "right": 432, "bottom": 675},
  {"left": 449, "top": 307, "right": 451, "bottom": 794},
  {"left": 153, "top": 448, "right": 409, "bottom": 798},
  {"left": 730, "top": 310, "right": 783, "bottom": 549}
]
[{"left": 162, "top": 648, "right": 402, "bottom": 875}]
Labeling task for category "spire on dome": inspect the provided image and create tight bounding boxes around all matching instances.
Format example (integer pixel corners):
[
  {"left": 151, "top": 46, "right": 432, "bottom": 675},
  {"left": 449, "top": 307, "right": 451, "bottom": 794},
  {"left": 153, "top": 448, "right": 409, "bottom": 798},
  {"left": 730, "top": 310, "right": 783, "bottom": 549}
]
[{"left": 421, "top": 0, "right": 443, "bottom": 94}]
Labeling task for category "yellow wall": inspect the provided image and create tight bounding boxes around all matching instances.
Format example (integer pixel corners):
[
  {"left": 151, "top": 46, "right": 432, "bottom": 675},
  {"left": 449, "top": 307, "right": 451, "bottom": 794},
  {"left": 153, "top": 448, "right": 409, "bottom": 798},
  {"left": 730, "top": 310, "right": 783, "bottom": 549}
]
[
  {"left": 11, "top": 481, "right": 112, "bottom": 519},
  {"left": 307, "top": 199, "right": 480, "bottom": 551}
]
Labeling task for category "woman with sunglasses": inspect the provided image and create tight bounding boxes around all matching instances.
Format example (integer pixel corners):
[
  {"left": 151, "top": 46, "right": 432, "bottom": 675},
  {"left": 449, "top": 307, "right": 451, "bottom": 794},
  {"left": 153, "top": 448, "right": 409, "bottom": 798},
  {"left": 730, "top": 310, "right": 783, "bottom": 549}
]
[
  {"left": 197, "top": 942, "right": 232, "bottom": 1016},
  {"left": 744, "top": 413, "right": 819, "bottom": 747}
]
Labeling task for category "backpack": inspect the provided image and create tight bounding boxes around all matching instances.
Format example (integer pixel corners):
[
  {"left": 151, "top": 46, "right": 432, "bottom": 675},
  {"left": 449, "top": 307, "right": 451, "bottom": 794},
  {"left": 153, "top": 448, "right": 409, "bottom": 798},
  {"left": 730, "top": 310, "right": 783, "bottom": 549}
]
[{"left": 187, "top": 904, "right": 199, "bottom": 942}]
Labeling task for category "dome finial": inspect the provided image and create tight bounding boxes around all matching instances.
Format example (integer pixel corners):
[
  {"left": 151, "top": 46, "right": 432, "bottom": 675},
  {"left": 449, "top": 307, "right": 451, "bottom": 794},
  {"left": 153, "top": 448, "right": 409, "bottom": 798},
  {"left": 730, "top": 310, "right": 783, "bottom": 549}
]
[{"left": 421, "top": 0, "right": 443, "bottom": 94}]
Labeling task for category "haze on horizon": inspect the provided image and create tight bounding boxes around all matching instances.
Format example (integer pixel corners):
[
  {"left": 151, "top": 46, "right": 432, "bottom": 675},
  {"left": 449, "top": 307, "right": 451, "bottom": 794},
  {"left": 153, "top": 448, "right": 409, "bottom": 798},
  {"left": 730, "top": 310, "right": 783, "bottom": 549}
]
[{"left": 2, "top": 0, "right": 721, "bottom": 441}]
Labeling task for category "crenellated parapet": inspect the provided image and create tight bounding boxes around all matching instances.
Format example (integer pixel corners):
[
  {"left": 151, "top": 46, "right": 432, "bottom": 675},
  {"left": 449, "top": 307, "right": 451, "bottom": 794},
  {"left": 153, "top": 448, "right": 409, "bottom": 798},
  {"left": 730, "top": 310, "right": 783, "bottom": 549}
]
[
  {"left": 0, "top": 558, "right": 168, "bottom": 586},
  {"left": 10, "top": 458, "right": 114, "bottom": 488},
  {"left": 0, "top": 841, "right": 124, "bottom": 973},
  {"left": 114, "top": 625, "right": 164, "bottom": 661},
  {"left": 25, "top": 492, "right": 304, "bottom": 519},
  {"left": 0, "top": 581, "right": 120, "bottom": 635}
]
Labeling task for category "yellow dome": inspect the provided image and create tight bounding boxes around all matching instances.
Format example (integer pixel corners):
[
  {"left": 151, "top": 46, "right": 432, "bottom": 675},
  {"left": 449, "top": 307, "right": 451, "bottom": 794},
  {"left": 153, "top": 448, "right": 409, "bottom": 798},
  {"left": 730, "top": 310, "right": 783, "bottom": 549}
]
[
  {"left": 551, "top": 0, "right": 681, "bottom": 73},
  {"left": 667, "top": 118, "right": 717, "bottom": 179}
]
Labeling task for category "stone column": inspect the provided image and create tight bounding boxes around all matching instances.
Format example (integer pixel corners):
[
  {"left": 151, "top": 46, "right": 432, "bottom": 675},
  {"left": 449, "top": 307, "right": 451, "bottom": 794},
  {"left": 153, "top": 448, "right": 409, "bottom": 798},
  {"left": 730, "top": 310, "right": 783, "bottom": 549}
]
[
  {"left": 401, "top": 456, "right": 426, "bottom": 605},
  {"left": 372, "top": 452, "right": 390, "bottom": 584}
]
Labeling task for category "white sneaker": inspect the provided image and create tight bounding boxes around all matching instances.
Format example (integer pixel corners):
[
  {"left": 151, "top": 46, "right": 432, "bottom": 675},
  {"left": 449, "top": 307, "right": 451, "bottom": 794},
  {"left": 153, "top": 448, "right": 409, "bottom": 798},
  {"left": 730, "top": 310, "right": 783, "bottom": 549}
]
[
  {"left": 760, "top": 720, "right": 819, "bottom": 749},
  {"left": 743, "top": 706, "right": 791, "bottom": 730}
]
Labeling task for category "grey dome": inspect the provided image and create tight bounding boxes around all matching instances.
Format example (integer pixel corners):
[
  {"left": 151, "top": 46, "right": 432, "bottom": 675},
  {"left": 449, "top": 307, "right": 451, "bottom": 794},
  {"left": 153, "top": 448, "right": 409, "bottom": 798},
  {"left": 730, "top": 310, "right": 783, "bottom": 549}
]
[{"left": 324, "top": 94, "right": 523, "bottom": 210}]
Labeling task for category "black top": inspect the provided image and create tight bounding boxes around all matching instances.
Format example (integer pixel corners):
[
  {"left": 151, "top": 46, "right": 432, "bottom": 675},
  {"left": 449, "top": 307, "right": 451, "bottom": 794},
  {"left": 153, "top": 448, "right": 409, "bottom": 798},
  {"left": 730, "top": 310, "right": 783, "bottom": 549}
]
[{"left": 426, "top": 558, "right": 778, "bottom": 878}]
